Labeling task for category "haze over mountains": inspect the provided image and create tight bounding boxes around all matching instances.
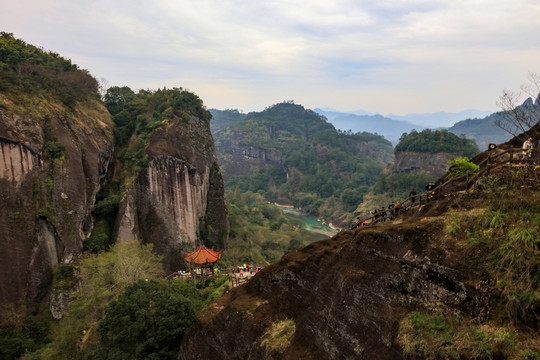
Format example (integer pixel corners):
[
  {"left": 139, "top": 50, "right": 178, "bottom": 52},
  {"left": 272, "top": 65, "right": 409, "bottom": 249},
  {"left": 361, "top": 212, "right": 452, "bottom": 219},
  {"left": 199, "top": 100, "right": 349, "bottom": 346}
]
[
  {"left": 318, "top": 108, "right": 494, "bottom": 128},
  {"left": 315, "top": 107, "right": 494, "bottom": 141},
  {"left": 314, "top": 107, "right": 519, "bottom": 149}
]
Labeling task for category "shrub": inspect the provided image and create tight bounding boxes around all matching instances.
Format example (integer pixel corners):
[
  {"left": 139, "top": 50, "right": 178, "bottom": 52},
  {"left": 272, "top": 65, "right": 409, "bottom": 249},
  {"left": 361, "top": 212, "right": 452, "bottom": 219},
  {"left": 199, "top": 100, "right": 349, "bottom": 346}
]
[{"left": 446, "top": 157, "right": 480, "bottom": 180}]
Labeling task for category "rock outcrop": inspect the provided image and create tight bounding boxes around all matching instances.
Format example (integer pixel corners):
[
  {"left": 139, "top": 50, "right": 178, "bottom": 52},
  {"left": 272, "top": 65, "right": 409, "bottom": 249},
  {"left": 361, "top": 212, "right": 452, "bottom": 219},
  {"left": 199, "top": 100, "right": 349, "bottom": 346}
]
[
  {"left": 180, "top": 204, "right": 490, "bottom": 359},
  {"left": 392, "top": 151, "right": 455, "bottom": 177},
  {"left": 116, "top": 114, "right": 228, "bottom": 258},
  {"left": 215, "top": 139, "right": 284, "bottom": 180},
  {"left": 0, "top": 99, "right": 114, "bottom": 306}
]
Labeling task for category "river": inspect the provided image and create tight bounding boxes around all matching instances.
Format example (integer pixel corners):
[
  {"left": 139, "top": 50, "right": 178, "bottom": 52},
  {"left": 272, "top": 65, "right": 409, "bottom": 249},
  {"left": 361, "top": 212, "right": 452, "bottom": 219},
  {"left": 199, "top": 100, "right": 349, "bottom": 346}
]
[{"left": 274, "top": 205, "right": 338, "bottom": 240}]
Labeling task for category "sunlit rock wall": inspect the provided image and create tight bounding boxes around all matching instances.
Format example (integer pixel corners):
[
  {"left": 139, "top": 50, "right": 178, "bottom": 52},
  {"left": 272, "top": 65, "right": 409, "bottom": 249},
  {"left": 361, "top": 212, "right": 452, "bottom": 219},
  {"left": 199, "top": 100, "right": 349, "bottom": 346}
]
[{"left": 135, "top": 156, "right": 209, "bottom": 252}]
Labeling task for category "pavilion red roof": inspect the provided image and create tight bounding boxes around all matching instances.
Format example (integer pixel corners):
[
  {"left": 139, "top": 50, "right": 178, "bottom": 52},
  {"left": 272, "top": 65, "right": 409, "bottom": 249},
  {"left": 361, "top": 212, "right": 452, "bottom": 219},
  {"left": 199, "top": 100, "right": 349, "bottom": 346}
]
[{"left": 183, "top": 244, "right": 223, "bottom": 264}]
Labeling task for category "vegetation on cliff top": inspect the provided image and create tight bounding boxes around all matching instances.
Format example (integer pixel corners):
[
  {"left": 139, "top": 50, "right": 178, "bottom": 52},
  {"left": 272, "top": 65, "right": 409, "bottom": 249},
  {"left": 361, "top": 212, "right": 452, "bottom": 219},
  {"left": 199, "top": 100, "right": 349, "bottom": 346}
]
[
  {"left": 395, "top": 128, "right": 480, "bottom": 157},
  {"left": 0, "top": 32, "right": 99, "bottom": 106}
]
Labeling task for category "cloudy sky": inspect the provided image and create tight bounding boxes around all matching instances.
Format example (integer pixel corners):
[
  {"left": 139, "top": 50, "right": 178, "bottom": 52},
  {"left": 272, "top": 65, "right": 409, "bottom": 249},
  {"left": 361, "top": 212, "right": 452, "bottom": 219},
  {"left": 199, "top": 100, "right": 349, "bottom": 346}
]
[{"left": 2, "top": 0, "right": 539, "bottom": 115}]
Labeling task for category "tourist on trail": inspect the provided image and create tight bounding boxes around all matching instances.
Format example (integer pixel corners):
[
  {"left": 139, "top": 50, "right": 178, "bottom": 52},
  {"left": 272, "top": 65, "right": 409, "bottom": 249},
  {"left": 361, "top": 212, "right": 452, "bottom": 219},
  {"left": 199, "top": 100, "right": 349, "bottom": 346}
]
[
  {"left": 372, "top": 209, "right": 379, "bottom": 222},
  {"left": 381, "top": 207, "right": 387, "bottom": 222},
  {"left": 522, "top": 137, "right": 533, "bottom": 160},
  {"left": 395, "top": 201, "right": 401, "bottom": 215},
  {"left": 388, "top": 201, "right": 395, "bottom": 218},
  {"left": 409, "top": 188, "right": 416, "bottom": 204}
]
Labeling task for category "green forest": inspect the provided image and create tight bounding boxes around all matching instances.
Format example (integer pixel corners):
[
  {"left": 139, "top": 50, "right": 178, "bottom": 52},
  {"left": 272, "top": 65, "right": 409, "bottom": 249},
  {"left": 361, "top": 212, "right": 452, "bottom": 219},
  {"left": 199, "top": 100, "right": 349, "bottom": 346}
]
[
  {"left": 212, "top": 103, "right": 393, "bottom": 225},
  {"left": 394, "top": 128, "right": 480, "bottom": 157},
  {"left": 221, "top": 189, "right": 322, "bottom": 266}
]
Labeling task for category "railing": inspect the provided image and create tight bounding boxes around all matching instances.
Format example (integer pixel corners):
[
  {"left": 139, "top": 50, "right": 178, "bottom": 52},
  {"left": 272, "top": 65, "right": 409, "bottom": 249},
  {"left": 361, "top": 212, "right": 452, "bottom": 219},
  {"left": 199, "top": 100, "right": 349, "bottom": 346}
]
[
  {"left": 166, "top": 267, "right": 258, "bottom": 288},
  {"left": 350, "top": 147, "right": 538, "bottom": 229}
]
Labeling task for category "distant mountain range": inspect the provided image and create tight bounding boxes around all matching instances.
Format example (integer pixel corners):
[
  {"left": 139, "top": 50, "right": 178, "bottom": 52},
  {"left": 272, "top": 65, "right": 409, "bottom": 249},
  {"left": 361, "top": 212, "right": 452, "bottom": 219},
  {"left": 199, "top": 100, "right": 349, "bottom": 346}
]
[
  {"left": 316, "top": 108, "right": 494, "bottom": 128},
  {"left": 314, "top": 109, "right": 424, "bottom": 144},
  {"left": 314, "top": 108, "right": 514, "bottom": 149},
  {"left": 213, "top": 96, "right": 538, "bottom": 151},
  {"left": 385, "top": 109, "right": 495, "bottom": 127}
]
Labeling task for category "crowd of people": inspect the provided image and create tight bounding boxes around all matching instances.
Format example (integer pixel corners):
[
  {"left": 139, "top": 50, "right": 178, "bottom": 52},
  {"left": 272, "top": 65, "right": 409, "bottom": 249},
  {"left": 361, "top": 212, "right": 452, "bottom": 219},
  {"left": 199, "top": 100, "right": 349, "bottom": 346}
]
[
  {"left": 350, "top": 199, "right": 406, "bottom": 229},
  {"left": 237, "top": 263, "right": 263, "bottom": 276},
  {"left": 350, "top": 186, "right": 429, "bottom": 229},
  {"left": 350, "top": 136, "right": 539, "bottom": 231}
]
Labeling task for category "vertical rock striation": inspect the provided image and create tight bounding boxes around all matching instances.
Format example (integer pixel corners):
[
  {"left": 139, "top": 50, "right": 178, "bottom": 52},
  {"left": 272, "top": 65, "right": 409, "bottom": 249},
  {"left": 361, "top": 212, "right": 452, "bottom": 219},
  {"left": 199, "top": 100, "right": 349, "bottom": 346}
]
[
  {"left": 115, "top": 113, "right": 228, "bottom": 260},
  {"left": 0, "top": 100, "right": 114, "bottom": 307},
  {"left": 135, "top": 156, "right": 209, "bottom": 252},
  {"left": 0, "top": 137, "right": 42, "bottom": 183}
]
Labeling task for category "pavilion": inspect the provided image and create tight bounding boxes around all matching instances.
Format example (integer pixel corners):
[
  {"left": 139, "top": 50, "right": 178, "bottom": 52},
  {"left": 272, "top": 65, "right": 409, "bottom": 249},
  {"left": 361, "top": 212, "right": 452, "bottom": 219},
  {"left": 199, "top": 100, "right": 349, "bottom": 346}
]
[{"left": 183, "top": 244, "right": 223, "bottom": 275}]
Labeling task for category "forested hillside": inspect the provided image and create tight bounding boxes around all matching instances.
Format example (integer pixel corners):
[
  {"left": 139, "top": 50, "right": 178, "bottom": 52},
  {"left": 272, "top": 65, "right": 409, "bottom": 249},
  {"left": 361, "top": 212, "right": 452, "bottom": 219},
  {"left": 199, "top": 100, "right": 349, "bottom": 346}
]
[
  {"left": 211, "top": 102, "right": 394, "bottom": 226},
  {"left": 448, "top": 113, "right": 513, "bottom": 150}
]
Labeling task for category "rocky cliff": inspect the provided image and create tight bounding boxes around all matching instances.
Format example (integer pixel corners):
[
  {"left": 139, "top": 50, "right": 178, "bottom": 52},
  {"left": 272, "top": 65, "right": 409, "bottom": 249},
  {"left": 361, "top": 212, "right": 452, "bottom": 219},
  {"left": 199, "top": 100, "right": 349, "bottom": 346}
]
[
  {"left": 0, "top": 98, "right": 114, "bottom": 306},
  {"left": 0, "top": 85, "right": 228, "bottom": 310},
  {"left": 391, "top": 151, "right": 456, "bottom": 177},
  {"left": 115, "top": 111, "right": 228, "bottom": 257},
  {"left": 180, "top": 202, "right": 492, "bottom": 359}
]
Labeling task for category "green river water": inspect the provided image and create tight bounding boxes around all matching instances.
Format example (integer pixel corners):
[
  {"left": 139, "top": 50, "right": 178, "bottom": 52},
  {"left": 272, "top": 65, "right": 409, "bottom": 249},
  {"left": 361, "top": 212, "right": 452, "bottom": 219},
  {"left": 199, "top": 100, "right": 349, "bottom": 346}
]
[{"left": 275, "top": 205, "right": 338, "bottom": 240}]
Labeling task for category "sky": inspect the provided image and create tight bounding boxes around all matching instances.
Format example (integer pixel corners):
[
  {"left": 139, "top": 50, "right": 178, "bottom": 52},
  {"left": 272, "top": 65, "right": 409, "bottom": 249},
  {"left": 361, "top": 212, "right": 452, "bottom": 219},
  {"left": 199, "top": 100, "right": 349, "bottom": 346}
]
[{"left": 1, "top": 0, "right": 539, "bottom": 115}]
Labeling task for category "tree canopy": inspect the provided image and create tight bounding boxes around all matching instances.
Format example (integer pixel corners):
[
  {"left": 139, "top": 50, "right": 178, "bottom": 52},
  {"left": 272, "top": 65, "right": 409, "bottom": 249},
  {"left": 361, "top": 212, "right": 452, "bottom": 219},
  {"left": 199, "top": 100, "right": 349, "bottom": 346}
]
[
  {"left": 394, "top": 129, "right": 480, "bottom": 158},
  {"left": 95, "top": 279, "right": 196, "bottom": 360}
]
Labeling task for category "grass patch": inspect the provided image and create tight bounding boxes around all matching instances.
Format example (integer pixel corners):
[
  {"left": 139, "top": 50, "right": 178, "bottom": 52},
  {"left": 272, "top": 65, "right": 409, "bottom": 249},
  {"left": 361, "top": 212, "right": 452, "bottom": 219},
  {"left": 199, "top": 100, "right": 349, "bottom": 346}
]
[
  {"left": 398, "top": 311, "right": 528, "bottom": 359},
  {"left": 261, "top": 319, "right": 296, "bottom": 356}
]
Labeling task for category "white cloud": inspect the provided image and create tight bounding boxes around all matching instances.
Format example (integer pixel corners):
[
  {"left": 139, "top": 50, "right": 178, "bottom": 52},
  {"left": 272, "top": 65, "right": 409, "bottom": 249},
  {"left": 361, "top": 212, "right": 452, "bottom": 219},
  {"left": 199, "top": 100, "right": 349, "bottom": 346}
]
[{"left": 1, "top": 0, "right": 539, "bottom": 113}]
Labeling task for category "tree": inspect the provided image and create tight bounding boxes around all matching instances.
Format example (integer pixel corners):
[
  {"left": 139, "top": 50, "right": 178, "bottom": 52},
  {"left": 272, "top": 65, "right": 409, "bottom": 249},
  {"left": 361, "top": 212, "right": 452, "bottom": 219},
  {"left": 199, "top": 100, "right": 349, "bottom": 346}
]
[
  {"left": 37, "top": 242, "right": 163, "bottom": 359},
  {"left": 446, "top": 157, "right": 480, "bottom": 180},
  {"left": 495, "top": 72, "right": 540, "bottom": 139},
  {"left": 95, "top": 279, "right": 195, "bottom": 360}
]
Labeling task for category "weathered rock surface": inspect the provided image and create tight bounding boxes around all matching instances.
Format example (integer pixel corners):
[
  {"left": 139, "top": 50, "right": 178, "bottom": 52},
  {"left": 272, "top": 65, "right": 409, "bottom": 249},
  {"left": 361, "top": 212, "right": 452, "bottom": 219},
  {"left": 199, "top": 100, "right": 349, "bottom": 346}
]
[
  {"left": 116, "top": 114, "right": 228, "bottom": 257},
  {"left": 392, "top": 151, "right": 455, "bottom": 177},
  {"left": 0, "top": 99, "right": 114, "bottom": 306},
  {"left": 180, "top": 208, "right": 489, "bottom": 359},
  {"left": 215, "top": 139, "right": 284, "bottom": 180}
]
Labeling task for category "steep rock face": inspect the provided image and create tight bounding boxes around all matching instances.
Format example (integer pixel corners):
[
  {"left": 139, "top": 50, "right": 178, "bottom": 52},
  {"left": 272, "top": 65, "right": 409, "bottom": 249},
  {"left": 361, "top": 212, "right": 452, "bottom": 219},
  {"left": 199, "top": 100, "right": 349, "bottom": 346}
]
[
  {"left": 392, "top": 151, "right": 455, "bottom": 176},
  {"left": 135, "top": 156, "right": 208, "bottom": 251},
  {"left": 180, "top": 211, "right": 489, "bottom": 359},
  {"left": 0, "top": 99, "right": 114, "bottom": 306},
  {"left": 219, "top": 139, "right": 284, "bottom": 164},
  {"left": 116, "top": 114, "right": 228, "bottom": 256},
  {"left": 0, "top": 138, "right": 42, "bottom": 182},
  {"left": 216, "top": 139, "right": 284, "bottom": 180}
]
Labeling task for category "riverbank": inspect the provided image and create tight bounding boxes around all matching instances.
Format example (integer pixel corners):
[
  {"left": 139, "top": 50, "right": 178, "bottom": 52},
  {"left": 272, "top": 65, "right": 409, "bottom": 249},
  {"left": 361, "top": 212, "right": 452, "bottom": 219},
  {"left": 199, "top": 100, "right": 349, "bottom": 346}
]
[{"left": 273, "top": 203, "right": 339, "bottom": 237}]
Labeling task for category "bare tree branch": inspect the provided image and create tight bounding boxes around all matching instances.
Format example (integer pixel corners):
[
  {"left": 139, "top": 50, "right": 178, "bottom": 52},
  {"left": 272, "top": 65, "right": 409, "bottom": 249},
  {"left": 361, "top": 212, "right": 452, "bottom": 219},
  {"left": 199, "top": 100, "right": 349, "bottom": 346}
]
[{"left": 495, "top": 73, "right": 540, "bottom": 140}]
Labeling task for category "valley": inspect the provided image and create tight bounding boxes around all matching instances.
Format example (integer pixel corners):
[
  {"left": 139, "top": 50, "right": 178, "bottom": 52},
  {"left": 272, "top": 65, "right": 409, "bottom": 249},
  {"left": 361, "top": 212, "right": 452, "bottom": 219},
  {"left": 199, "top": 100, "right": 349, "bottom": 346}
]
[{"left": 0, "top": 32, "right": 539, "bottom": 360}]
